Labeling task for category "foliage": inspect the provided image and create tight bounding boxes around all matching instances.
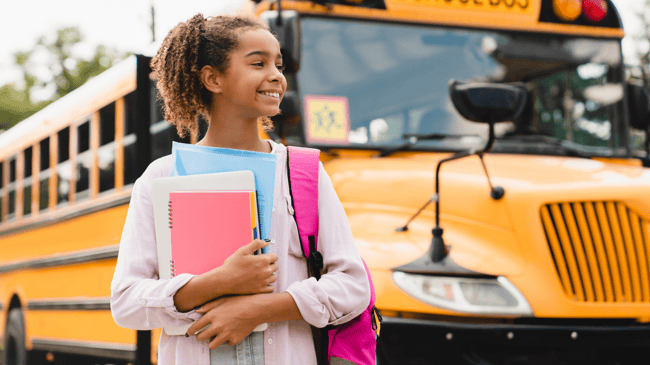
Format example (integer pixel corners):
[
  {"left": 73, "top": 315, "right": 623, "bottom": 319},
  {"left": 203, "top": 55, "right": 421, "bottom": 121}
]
[
  {"left": 630, "top": 0, "right": 650, "bottom": 155},
  {"left": 0, "top": 27, "right": 129, "bottom": 131},
  {"left": 633, "top": 0, "right": 650, "bottom": 72}
]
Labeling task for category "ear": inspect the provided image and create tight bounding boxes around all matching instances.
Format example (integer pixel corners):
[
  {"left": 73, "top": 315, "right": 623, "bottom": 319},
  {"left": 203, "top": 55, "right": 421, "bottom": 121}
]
[{"left": 200, "top": 65, "right": 223, "bottom": 94}]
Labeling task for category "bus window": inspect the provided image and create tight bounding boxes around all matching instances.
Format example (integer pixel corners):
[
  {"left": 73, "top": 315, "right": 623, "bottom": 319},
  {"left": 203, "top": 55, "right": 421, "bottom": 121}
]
[
  {"left": 631, "top": 129, "right": 647, "bottom": 157},
  {"left": 296, "top": 18, "right": 625, "bottom": 157},
  {"left": 123, "top": 91, "right": 138, "bottom": 186},
  {"left": 57, "top": 127, "right": 70, "bottom": 205},
  {"left": 7, "top": 157, "right": 16, "bottom": 221},
  {"left": 150, "top": 119, "right": 174, "bottom": 163},
  {"left": 99, "top": 102, "right": 116, "bottom": 193},
  {"left": 76, "top": 121, "right": 90, "bottom": 201},
  {"left": 39, "top": 138, "right": 49, "bottom": 211},
  {"left": 23, "top": 147, "right": 32, "bottom": 217}
]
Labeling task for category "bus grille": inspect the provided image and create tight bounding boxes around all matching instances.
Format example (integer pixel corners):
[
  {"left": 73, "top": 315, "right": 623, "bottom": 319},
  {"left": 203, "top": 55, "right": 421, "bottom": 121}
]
[{"left": 541, "top": 201, "right": 650, "bottom": 303}]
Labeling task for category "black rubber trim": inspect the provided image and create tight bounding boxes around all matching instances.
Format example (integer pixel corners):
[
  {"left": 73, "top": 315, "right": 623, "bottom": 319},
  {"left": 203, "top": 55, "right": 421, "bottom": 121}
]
[
  {"left": 27, "top": 298, "right": 110, "bottom": 311},
  {"left": 0, "top": 193, "right": 131, "bottom": 237},
  {"left": 0, "top": 244, "right": 119, "bottom": 274},
  {"left": 381, "top": 316, "right": 650, "bottom": 347},
  {"left": 31, "top": 338, "right": 136, "bottom": 361},
  {"left": 392, "top": 253, "right": 490, "bottom": 277}
]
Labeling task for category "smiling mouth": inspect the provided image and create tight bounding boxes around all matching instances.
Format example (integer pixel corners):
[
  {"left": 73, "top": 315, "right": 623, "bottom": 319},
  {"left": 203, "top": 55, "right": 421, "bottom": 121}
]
[{"left": 258, "top": 91, "right": 281, "bottom": 99}]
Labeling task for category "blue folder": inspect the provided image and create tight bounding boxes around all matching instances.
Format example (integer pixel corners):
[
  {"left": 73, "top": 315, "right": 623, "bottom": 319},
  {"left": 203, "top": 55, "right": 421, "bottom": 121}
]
[{"left": 170, "top": 142, "right": 277, "bottom": 252}]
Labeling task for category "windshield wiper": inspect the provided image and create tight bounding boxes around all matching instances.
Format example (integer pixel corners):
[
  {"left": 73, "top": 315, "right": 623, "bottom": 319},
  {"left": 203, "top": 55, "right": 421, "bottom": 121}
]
[
  {"left": 496, "top": 134, "right": 590, "bottom": 158},
  {"left": 377, "top": 133, "right": 476, "bottom": 157}
]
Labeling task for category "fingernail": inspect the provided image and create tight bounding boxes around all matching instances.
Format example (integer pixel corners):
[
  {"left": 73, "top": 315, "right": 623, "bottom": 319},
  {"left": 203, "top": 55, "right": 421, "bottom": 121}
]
[
  {"left": 264, "top": 238, "right": 272, "bottom": 243},
  {"left": 185, "top": 333, "right": 189, "bottom": 338}
]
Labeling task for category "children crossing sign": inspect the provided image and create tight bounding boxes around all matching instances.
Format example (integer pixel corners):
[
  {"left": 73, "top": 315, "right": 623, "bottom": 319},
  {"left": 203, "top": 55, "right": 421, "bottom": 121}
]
[{"left": 304, "top": 95, "right": 350, "bottom": 144}]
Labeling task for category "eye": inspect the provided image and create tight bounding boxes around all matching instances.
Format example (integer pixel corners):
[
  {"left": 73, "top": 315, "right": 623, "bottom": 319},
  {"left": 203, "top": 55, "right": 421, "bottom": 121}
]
[
  {"left": 277, "top": 64, "right": 285, "bottom": 73},
  {"left": 252, "top": 61, "right": 264, "bottom": 67}
]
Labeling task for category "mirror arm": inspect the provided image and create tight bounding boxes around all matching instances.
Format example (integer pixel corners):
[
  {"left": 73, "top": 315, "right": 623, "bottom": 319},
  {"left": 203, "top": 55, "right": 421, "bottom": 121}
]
[
  {"left": 477, "top": 120, "right": 505, "bottom": 199},
  {"left": 428, "top": 122, "right": 505, "bottom": 262},
  {"left": 276, "top": 0, "right": 283, "bottom": 26}
]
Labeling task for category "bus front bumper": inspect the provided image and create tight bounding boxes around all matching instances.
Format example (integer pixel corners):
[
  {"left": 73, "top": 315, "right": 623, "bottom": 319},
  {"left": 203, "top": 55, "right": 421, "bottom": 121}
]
[{"left": 378, "top": 316, "right": 650, "bottom": 364}]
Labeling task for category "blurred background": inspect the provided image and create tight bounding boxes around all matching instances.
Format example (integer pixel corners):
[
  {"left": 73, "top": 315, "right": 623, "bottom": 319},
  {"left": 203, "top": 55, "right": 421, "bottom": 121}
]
[
  {"left": 0, "top": 0, "right": 248, "bottom": 131},
  {"left": 0, "top": 0, "right": 646, "bottom": 133}
]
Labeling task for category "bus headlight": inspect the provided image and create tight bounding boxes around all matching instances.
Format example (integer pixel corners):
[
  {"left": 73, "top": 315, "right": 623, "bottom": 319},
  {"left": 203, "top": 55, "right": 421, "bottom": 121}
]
[{"left": 392, "top": 272, "right": 533, "bottom": 316}]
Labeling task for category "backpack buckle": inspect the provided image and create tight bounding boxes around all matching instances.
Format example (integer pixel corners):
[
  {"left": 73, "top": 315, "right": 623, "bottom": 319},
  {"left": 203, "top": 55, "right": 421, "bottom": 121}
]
[{"left": 310, "top": 250, "right": 324, "bottom": 271}]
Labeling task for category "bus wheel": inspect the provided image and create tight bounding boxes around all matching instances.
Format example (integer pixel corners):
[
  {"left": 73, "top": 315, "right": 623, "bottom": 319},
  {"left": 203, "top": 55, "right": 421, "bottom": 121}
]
[{"left": 3, "top": 308, "right": 27, "bottom": 365}]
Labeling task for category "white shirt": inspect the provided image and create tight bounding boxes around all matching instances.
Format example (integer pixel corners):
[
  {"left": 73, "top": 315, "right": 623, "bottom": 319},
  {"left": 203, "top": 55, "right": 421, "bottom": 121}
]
[{"left": 110, "top": 141, "right": 370, "bottom": 365}]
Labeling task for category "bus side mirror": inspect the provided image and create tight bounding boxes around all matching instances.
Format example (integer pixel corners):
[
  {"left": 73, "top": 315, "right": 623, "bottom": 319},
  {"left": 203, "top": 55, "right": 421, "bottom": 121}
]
[
  {"left": 449, "top": 80, "right": 527, "bottom": 124},
  {"left": 271, "top": 91, "right": 302, "bottom": 142},
  {"left": 260, "top": 10, "right": 301, "bottom": 73},
  {"left": 279, "top": 91, "right": 301, "bottom": 118},
  {"left": 627, "top": 82, "right": 650, "bottom": 131}
]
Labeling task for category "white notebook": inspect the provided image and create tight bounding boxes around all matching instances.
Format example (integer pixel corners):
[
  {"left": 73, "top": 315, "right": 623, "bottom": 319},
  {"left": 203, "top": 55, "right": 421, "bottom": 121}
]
[{"left": 152, "top": 170, "right": 267, "bottom": 335}]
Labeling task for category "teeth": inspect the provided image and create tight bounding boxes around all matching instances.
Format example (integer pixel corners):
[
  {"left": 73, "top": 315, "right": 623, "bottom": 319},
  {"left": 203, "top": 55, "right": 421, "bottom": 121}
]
[{"left": 260, "top": 91, "right": 280, "bottom": 98}]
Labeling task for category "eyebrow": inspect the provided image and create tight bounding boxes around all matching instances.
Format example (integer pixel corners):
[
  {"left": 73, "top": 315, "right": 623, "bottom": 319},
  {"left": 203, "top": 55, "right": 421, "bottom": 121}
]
[{"left": 245, "top": 50, "right": 283, "bottom": 60}]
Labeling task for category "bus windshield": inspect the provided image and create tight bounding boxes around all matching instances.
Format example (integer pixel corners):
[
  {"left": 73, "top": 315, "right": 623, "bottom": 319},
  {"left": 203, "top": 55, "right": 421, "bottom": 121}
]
[{"left": 297, "top": 17, "right": 625, "bottom": 155}]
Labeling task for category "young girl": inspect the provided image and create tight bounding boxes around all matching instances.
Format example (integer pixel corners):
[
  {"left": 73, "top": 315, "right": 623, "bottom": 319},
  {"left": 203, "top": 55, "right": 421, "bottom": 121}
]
[{"left": 110, "top": 14, "right": 370, "bottom": 365}]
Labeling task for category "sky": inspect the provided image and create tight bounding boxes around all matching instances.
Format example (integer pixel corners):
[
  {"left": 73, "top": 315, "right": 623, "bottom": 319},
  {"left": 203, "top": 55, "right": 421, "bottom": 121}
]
[
  {"left": 0, "top": 0, "right": 645, "bottom": 89},
  {"left": 0, "top": 0, "right": 248, "bottom": 87}
]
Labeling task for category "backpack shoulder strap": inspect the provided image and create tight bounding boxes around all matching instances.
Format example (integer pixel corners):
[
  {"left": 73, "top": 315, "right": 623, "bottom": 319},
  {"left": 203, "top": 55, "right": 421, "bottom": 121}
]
[{"left": 287, "top": 146, "right": 321, "bottom": 275}]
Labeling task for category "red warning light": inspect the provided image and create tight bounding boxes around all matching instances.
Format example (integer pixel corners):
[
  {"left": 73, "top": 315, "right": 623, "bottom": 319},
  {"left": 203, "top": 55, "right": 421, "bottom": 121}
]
[{"left": 583, "top": 0, "right": 607, "bottom": 22}]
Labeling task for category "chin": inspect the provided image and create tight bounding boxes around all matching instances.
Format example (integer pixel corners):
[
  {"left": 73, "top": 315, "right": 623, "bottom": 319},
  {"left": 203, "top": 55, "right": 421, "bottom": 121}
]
[{"left": 266, "top": 108, "right": 282, "bottom": 117}]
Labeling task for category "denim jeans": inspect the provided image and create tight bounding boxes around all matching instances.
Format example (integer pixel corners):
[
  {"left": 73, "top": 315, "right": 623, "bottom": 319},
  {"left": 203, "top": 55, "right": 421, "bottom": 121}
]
[{"left": 210, "top": 331, "right": 265, "bottom": 365}]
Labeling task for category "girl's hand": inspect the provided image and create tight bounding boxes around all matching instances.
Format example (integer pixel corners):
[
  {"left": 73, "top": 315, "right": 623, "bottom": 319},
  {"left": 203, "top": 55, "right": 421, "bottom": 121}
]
[
  {"left": 217, "top": 239, "right": 278, "bottom": 296},
  {"left": 188, "top": 295, "right": 265, "bottom": 348}
]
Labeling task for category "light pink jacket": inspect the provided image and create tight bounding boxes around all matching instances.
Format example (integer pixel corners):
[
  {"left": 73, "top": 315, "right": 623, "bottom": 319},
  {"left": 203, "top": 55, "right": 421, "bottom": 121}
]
[{"left": 110, "top": 141, "right": 370, "bottom": 365}]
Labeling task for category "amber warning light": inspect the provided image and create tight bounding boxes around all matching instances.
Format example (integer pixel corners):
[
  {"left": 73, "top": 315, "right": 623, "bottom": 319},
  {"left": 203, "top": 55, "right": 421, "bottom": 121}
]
[{"left": 553, "top": 0, "right": 607, "bottom": 22}]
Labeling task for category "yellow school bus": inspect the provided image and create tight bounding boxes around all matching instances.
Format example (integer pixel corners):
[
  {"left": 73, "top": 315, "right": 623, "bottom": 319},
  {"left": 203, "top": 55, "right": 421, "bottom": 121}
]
[
  {"left": 254, "top": 0, "right": 650, "bottom": 363},
  {"left": 0, "top": 54, "right": 182, "bottom": 364},
  {"left": 1, "top": 0, "right": 649, "bottom": 364}
]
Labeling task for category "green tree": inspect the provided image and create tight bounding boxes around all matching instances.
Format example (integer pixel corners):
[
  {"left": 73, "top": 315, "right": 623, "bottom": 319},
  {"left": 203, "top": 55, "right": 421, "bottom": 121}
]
[
  {"left": 631, "top": 0, "right": 650, "bottom": 154},
  {"left": 0, "top": 26, "right": 128, "bottom": 131}
]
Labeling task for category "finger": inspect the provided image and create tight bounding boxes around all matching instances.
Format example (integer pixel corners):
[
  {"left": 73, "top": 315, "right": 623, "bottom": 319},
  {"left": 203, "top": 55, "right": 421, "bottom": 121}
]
[
  {"left": 196, "top": 299, "right": 221, "bottom": 314},
  {"left": 267, "top": 273, "right": 277, "bottom": 284},
  {"left": 187, "top": 316, "right": 209, "bottom": 337},
  {"left": 262, "top": 285, "right": 275, "bottom": 293},
  {"left": 196, "top": 323, "right": 219, "bottom": 342},
  {"left": 240, "top": 239, "right": 270, "bottom": 255},
  {"left": 268, "top": 263, "right": 279, "bottom": 273},
  {"left": 266, "top": 253, "right": 279, "bottom": 264},
  {"left": 209, "top": 332, "right": 229, "bottom": 350}
]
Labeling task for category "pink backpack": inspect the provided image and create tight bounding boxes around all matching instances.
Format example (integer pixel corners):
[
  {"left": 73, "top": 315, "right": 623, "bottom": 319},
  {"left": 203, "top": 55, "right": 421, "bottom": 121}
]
[{"left": 286, "top": 146, "right": 381, "bottom": 365}]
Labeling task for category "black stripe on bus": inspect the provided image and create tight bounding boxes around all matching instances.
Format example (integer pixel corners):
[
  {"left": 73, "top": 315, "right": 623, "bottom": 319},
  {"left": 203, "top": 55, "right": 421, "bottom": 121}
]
[
  {"left": 31, "top": 338, "right": 136, "bottom": 361},
  {"left": 0, "top": 194, "right": 131, "bottom": 237},
  {"left": 27, "top": 298, "right": 110, "bottom": 311},
  {"left": 0, "top": 244, "right": 119, "bottom": 274}
]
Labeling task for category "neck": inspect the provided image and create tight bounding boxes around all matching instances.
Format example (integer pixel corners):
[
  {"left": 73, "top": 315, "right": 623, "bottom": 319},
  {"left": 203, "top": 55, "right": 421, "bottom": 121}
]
[{"left": 197, "top": 104, "right": 270, "bottom": 153}]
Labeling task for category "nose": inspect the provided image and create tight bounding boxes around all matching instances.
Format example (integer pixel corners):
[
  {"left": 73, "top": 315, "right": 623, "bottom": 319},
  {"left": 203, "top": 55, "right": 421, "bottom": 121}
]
[{"left": 269, "top": 66, "right": 284, "bottom": 83}]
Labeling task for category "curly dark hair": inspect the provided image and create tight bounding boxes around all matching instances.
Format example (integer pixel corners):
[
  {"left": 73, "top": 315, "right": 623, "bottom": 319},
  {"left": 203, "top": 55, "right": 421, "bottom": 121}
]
[{"left": 151, "top": 14, "right": 274, "bottom": 138}]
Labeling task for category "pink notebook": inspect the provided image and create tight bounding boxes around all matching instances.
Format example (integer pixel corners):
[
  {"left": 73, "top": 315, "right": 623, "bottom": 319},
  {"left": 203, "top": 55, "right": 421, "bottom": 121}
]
[{"left": 168, "top": 190, "right": 259, "bottom": 277}]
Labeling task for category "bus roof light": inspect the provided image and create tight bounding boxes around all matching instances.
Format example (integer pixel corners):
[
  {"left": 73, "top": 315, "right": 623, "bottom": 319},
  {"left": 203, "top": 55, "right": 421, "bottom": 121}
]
[
  {"left": 583, "top": 0, "right": 607, "bottom": 22},
  {"left": 553, "top": 0, "right": 582, "bottom": 22}
]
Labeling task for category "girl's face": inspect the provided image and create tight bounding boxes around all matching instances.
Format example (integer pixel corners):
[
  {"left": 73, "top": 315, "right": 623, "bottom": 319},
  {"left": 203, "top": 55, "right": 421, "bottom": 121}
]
[{"left": 216, "top": 28, "right": 287, "bottom": 119}]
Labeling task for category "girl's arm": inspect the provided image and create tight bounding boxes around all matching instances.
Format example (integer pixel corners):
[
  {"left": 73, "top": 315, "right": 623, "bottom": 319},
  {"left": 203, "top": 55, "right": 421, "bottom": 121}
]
[
  {"left": 111, "top": 159, "right": 277, "bottom": 330},
  {"left": 284, "top": 162, "right": 371, "bottom": 328},
  {"left": 111, "top": 168, "right": 200, "bottom": 330},
  {"left": 183, "top": 161, "right": 369, "bottom": 346},
  {"left": 173, "top": 239, "right": 278, "bottom": 312},
  {"left": 187, "top": 292, "right": 302, "bottom": 349}
]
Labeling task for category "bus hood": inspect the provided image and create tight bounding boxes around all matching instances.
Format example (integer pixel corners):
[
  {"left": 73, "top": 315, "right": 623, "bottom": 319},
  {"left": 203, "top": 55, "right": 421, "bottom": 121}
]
[{"left": 325, "top": 153, "right": 650, "bottom": 276}]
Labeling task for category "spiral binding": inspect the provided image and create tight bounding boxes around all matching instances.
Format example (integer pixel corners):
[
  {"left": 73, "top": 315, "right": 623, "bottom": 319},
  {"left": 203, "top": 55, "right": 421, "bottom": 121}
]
[
  {"left": 168, "top": 200, "right": 173, "bottom": 228},
  {"left": 169, "top": 200, "right": 176, "bottom": 277}
]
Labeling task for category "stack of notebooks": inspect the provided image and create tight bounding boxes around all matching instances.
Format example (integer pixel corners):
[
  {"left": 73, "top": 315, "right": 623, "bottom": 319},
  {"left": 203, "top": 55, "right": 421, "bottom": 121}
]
[{"left": 152, "top": 170, "right": 267, "bottom": 335}]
